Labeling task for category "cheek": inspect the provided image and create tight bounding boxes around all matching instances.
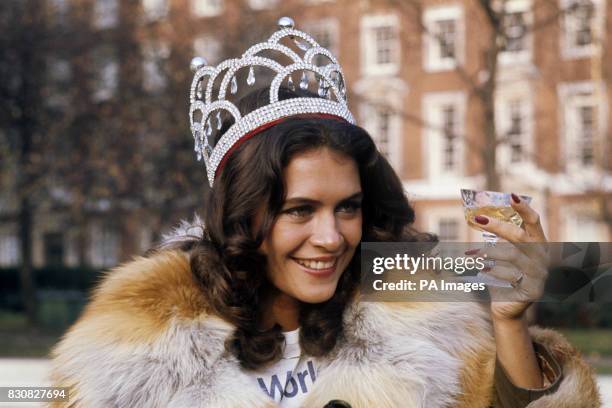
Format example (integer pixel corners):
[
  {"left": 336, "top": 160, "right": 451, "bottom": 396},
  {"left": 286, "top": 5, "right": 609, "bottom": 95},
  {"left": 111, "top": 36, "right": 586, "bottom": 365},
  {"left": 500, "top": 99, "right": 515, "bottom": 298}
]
[{"left": 266, "top": 222, "right": 308, "bottom": 260}]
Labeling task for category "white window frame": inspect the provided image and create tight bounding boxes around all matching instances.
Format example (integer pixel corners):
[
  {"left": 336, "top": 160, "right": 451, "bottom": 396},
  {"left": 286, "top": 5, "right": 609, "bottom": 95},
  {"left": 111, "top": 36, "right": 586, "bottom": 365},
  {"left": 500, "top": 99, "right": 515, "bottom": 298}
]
[
  {"left": 0, "top": 230, "right": 20, "bottom": 267},
  {"left": 560, "top": 0, "right": 605, "bottom": 60},
  {"left": 47, "top": 56, "right": 72, "bottom": 107},
  {"left": 558, "top": 81, "right": 607, "bottom": 175},
  {"left": 425, "top": 206, "right": 468, "bottom": 242},
  {"left": 92, "top": 46, "right": 119, "bottom": 102},
  {"left": 142, "top": 0, "right": 168, "bottom": 22},
  {"left": 193, "top": 34, "right": 221, "bottom": 64},
  {"left": 88, "top": 223, "right": 120, "bottom": 268},
  {"left": 423, "top": 5, "right": 464, "bottom": 72},
  {"left": 93, "top": 0, "right": 119, "bottom": 29},
  {"left": 302, "top": 18, "right": 340, "bottom": 56},
  {"left": 495, "top": 84, "right": 534, "bottom": 169},
  {"left": 359, "top": 100, "right": 403, "bottom": 172},
  {"left": 247, "top": 0, "right": 279, "bottom": 10},
  {"left": 498, "top": 0, "right": 533, "bottom": 65},
  {"left": 438, "top": 218, "right": 460, "bottom": 241},
  {"left": 422, "top": 91, "right": 466, "bottom": 180},
  {"left": 191, "top": 0, "right": 223, "bottom": 17},
  {"left": 361, "top": 14, "right": 400, "bottom": 77},
  {"left": 142, "top": 39, "right": 170, "bottom": 92}
]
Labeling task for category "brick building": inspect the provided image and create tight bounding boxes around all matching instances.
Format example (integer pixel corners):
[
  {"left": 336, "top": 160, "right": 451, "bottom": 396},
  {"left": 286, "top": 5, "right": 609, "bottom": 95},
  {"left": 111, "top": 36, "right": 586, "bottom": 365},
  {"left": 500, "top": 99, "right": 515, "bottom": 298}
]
[{"left": 0, "top": 0, "right": 610, "bottom": 269}]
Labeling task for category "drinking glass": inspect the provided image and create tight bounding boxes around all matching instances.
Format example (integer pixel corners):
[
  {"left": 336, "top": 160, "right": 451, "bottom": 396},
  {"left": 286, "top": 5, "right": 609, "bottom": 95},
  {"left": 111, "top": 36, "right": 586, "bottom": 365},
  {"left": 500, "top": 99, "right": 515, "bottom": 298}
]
[{"left": 460, "top": 189, "right": 532, "bottom": 287}]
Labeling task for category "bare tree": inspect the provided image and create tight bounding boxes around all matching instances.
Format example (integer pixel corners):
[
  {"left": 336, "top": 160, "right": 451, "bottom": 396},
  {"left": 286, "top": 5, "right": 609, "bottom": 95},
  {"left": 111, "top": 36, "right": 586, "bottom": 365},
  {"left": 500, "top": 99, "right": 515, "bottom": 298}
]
[{"left": 0, "top": 0, "right": 293, "bottom": 328}]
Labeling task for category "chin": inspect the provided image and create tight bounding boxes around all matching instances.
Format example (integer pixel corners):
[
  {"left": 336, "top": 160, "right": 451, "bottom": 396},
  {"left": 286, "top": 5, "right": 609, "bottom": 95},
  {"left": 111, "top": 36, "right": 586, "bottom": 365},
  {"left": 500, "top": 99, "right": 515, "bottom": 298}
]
[{"left": 297, "top": 285, "right": 338, "bottom": 304}]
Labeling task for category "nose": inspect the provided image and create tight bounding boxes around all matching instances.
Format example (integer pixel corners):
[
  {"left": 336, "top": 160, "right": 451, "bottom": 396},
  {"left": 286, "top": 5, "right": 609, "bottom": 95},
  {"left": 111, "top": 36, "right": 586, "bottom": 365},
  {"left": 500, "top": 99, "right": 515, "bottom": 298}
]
[{"left": 310, "top": 212, "right": 344, "bottom": 252}]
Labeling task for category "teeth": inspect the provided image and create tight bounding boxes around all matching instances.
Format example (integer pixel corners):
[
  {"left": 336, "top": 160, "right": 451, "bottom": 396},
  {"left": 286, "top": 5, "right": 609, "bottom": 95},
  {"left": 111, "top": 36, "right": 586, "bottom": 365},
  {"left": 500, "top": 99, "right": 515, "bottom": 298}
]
[{"left": 295, "top": 258, "right": 335, "bottom": 270}]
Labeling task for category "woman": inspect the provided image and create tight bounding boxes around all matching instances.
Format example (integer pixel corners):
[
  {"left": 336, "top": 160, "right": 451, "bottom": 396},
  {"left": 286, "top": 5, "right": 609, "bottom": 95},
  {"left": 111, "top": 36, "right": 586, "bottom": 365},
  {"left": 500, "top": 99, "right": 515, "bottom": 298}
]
[{"left": 49, "top": 18, "right": 599, "bottom": 408}]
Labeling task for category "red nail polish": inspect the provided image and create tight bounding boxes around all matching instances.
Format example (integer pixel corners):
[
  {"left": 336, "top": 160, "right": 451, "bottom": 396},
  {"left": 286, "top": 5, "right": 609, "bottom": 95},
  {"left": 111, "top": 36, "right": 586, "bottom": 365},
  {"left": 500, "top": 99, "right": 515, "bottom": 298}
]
[
  {"left": 511, "top": 193, "right": 521, "bottom": 204},
  {"left": 465, "top": 249, "right": 480, "bottom": 255},
  {"left": 475, "top": 215, "right": 489, "bottom": 225}
]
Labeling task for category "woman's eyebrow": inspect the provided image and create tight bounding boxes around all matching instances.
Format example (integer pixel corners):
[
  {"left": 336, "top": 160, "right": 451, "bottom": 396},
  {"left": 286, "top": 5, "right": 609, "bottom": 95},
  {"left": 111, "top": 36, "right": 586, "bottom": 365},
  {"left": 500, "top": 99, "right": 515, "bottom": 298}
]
[{"left": 284, "top": 191, "right": 363, "bottom": 205}]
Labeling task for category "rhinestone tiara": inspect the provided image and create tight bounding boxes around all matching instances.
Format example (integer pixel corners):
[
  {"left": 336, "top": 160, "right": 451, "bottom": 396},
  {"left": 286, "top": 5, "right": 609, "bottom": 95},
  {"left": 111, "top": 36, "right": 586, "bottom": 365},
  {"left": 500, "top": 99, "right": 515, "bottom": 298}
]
[{"left": 189, "top": 16, "right": 356, "bottom": 187}]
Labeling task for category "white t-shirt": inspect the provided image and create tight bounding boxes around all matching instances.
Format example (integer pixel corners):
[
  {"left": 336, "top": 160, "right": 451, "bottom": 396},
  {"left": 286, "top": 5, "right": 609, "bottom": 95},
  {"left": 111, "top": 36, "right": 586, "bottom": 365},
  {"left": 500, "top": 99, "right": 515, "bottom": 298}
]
[{"left": 254, "top": 329, "right": 318, "bottom": 407}]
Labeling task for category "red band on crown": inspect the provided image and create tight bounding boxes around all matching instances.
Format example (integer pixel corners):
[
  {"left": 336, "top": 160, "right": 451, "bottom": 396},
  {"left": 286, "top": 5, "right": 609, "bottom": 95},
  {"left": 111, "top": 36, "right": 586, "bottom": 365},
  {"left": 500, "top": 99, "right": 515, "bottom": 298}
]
[{"left": 214, "top": 113, "right": 349, "bottom": 181}]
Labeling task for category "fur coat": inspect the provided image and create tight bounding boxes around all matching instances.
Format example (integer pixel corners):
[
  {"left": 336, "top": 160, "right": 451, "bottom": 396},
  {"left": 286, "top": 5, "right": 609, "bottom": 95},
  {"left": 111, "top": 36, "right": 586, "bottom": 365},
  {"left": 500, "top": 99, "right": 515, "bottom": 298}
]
[{"left": 48, "top": 248, "right": 601, "bottom": 408}]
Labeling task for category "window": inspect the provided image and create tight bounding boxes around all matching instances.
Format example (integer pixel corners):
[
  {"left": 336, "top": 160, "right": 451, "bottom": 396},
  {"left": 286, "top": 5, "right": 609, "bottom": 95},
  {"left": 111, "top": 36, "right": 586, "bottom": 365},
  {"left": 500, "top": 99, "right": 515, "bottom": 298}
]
[
  {"left": 438, "top": 218, "right": 460, "bottom": 241},
  {"left": 44, "top": 232, "right": 64, "bottom": 266},
  {"left": 577, "top": 106, "right": 595, "bottom": 166},
  {"left": 142, "top": 0, "right": 168, "bottom": 21},
  {"left": 143, "top": 40, "right": 170, "bottom": 92},
  {"left": 0, "top": 231, "right": 20, "bottom": 267},
  {"left": 361, "top": 15, "right": 400, "bottom": 76},
  {"left": 375, "top": 26, "right": 394, "bottom": 64},
  {"left": 47, "top": 57, "right": 72, "bottom": 107},
  {"left": 441, "top": 105, "right": 458, "bottom": 171},
  {"left": 303, "top": 18, "right": 339, "bottom": 65},
  {"left": 436, "top": 20, "right": 456, "bottom": 59},
  {"left": 92, "top": 46, "right": 119, "bottom": 102},
  {"left": 422, "top": 91, "right": 466, "bottom": 179},
  {"left": 89, "top": 224, "right": 120, "bottom": 268},
  {"left": 495, "top": 86, "right": 533, "bottom": 168},
  {"left": 247, "top": 0, "right": 279, "bottom": 10},
  {"left": 360, "top": 102, "right": 402, "bottom": 170},
  {"left": 191, "top": 0, "right": 223, "bottom": 17},
  {"left": 574, "top": 2, "right": 595, "bottom": 45},
  {"left": 504, "top": 13, "right": 526, "bottom": 52},
  {"left": 93, "top": 0, "right": 118, "bottom": 29},
  {"left": 507, "top": 101, "right": 524, "bottom": 163},
  {"left": 561, "top": 0, "right": 604, "bottom": 59},
  {"left": 558, "top": 82, "right": 606, "bottom": 171},
  {"left": 499, "top": 0, "right": 532, "bottom": 64},
  {"left": 48, "top": 58, "right": 72, "bottom": 84},
  {"left": 193, "top": 34, "right": 221, "bottom": 64},
  {"left": 425, "top": 207, "right": 467, "bottom": 242},
  {"left": 423, "top": 6, "right": 463, "bottom": 72},
  {"left": 376, "top": 109, "right": 392, "bottom": 158}
]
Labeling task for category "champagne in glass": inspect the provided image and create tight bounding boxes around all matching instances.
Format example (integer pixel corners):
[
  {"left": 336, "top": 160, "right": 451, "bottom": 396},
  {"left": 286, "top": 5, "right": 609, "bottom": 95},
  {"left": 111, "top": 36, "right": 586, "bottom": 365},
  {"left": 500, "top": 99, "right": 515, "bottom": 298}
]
[
  {"left": 464, "top": 206, "right": 524, "bottom": 234},
  {"left": 460, "top": 189, "right": 532, "bottom": 287}
]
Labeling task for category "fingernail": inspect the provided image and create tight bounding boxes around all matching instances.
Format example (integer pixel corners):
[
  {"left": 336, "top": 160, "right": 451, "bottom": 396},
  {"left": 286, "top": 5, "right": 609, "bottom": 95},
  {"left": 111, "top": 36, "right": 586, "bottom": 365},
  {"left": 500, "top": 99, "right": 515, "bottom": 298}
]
[
  {"left": 465, "top": 248, "right": 480, "bottom": 255},
  {"left": 482, "top": 266, "right": 491, "bottom": 272},
  {"left": 511, "top": 193, "right": 521, "bottom": 204},
  {"left": 475, "top": 215, "right": 489, "bottom": 225}
]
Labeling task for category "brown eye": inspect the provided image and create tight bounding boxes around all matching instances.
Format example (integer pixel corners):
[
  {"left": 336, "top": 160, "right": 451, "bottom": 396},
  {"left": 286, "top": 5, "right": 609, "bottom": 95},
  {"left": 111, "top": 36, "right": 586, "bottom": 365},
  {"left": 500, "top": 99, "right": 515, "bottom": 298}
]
[
  {"left": 284, "top": 205, "right": 313, "bottom": 218},
  {"left": 337, "top": 202, "right": 361, "bottom": 213}
]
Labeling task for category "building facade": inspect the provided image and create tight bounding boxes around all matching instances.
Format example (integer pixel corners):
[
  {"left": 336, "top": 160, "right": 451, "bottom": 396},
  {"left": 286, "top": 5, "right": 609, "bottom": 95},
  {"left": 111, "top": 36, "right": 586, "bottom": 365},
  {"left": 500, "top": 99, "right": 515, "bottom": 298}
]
[{"left": 0, "top": 0, "right": 610, "bottom": 269}]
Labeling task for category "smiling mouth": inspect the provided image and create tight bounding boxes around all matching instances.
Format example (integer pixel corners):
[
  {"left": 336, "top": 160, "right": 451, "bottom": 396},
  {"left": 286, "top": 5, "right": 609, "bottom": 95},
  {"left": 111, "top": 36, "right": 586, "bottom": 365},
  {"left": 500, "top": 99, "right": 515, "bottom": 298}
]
[{"left": 292, "top": 258, "right": 338, "bottom": 270}]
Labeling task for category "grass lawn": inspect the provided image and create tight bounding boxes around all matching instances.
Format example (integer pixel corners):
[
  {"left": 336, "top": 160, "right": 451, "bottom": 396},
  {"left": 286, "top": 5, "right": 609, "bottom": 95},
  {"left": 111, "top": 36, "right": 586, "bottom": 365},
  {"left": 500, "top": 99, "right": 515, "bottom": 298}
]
[
  {"left": 0, "top": 311, "right": 62, "bottom": 358},
  {"left": 559, "top": 329, "right": 612, "bottom": 375}
]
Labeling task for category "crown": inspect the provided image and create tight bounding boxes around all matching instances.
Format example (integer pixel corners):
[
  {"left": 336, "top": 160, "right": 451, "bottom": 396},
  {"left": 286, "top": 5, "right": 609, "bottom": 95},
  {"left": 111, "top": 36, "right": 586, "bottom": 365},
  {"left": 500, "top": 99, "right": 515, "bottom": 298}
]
[{"left": 189, "top": 16, "right": 356, "bottom": 187}]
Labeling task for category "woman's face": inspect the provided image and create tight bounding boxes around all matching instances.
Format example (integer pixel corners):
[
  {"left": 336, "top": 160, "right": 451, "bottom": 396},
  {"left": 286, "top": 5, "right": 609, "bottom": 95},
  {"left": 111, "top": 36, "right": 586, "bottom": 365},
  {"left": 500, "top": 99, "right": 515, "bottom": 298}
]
[{"left": 259, "top": 147, "right": 363, "bottom": 304}]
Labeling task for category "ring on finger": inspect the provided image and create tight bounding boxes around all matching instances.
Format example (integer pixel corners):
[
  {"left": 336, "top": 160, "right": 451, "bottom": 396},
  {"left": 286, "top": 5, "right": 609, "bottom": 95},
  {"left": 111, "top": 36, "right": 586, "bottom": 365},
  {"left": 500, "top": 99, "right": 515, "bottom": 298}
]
[{"left": 511, "top": 272, "right": 524, "bottom": 289}]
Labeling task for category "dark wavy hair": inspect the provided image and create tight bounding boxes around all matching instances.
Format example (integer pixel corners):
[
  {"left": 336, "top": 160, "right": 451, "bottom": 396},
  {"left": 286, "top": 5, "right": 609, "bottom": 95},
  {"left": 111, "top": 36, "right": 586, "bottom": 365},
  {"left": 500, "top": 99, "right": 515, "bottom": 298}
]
[{"left": 188, "top": 87, "right": 431, "bottom": 369}]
